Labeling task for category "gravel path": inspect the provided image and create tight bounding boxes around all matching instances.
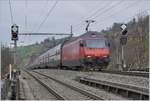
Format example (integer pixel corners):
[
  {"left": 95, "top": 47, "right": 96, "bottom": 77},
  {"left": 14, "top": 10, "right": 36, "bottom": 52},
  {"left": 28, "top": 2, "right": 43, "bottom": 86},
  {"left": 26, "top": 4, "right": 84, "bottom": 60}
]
[
  {"left": 35, "top": 69, "right": 149, "bottom": 89},
  {"left": 20, "top": 71, "right": 57, "bottom": 100}
]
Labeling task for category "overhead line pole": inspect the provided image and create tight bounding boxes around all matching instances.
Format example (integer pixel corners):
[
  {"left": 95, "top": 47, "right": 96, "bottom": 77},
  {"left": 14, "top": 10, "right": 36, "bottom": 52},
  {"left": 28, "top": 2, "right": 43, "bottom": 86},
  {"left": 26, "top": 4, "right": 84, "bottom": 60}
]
[
  {"left": 9, "top": 0, "right": 14, "bottom": 24},
  {"left": 70, "top": 25, "right": 73, "bottom": 37}
]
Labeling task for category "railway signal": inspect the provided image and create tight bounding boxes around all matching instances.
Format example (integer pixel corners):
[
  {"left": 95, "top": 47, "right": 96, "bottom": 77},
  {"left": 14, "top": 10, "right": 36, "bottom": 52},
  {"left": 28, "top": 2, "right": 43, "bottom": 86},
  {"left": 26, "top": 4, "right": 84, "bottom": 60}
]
[
  {"left": 120, "top": 24, "right": 127, "bottom": 45},
  {"left": 120, "top": 24, "right": 128, "bottom": 70},
  {"left": 11, "top": 24, "right": 19, "bottom": 66},
  {"left": 10, "top": 24, "right": 19, "bottom": 100},
  {"left": 121, "top": 24, "right": 127, "bottom": 31},
  {"left": 11, "top": 24, "right": 19, "bottom": 40},
  {"left": 120, "top": 36, "right": 127, "bottom": 45}
]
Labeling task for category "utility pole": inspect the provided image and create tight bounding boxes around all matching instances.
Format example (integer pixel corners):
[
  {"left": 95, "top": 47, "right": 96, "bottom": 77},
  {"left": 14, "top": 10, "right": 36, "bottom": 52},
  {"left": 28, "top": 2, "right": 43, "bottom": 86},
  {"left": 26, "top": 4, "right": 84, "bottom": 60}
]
[
  {"left": 121, "top": 45, "right": 124, "bottom": 68},
  {"left": 11, "top": 24, "right": 18, "bottom": 69},
  {"left": 85, "top": 20, "right": 95, "bottom": 32},
  {"left": 70, "top": 25, "right": 73, "bottom": 37},
  {"left": 14, "top": 40, "right": 17, "bottom": 67},
  {"left": 11, "top": 24, "right": 19, "bottom": 100}
]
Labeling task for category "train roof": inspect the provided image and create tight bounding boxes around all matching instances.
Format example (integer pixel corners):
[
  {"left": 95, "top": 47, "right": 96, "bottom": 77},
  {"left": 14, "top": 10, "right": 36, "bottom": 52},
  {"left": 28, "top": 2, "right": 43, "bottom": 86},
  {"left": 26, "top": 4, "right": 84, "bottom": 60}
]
[
  {"left": 64, "top": 31, "right": 106, "bottom": 44},
  {"left": 38, "top": 44, "right": 61, "bottom": 58}
]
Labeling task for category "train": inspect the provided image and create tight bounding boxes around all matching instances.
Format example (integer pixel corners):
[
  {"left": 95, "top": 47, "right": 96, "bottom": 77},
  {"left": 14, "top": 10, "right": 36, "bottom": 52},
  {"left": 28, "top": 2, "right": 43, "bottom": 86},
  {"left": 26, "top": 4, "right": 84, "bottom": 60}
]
[{"left": 29, "top": 31, "right": 111, "bottom": 71}]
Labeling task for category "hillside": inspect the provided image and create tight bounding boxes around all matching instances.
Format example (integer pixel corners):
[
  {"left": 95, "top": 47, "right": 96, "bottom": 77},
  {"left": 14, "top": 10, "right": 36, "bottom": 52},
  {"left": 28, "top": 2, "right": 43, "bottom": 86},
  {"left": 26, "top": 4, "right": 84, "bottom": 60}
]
[
  {"left": 18, "top": 44, "right": 45, "bottom": 64},
  {"left": 103, "top": 15, "right": 149, "bottom": 71},
  {"left": 18, "top": 37, "right": 69, "bottom": 65}
]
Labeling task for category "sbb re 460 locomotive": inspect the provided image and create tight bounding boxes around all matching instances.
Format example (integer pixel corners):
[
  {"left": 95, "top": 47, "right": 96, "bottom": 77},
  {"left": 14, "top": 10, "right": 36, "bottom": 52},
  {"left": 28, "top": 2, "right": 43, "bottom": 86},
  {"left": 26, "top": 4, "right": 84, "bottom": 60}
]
[{"left": 29, "top": 31, "right": 110, "bottom": 71}]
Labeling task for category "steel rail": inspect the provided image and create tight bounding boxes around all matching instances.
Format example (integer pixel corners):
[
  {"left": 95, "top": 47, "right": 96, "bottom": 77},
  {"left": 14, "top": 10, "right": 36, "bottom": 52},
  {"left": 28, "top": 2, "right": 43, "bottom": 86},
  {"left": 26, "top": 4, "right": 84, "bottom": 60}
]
[
  {"left": 24, "top": 70, "right": 65, "bottom": 100},
  {"left": 100, "top": 70, "right": 149, "bottom": 78},
  {"left": 33, "top": 71, "right": 104, "bottom": 100}
]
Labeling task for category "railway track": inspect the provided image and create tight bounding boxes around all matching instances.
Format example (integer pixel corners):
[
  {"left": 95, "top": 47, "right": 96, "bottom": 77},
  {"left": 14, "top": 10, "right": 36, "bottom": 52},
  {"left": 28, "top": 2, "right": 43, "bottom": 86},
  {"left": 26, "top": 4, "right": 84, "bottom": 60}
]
[
  {"left": 25, "top": 70, "right": 65, "bottom": 100},
  {"left": 100, "top": 70, "right": 149, "bottom": 78},
  {"left": 25, "top": 70, "right": 104, "bottom": 100},
  {"left": 77, "top": 76, "right": 149, "bottom": 100}
]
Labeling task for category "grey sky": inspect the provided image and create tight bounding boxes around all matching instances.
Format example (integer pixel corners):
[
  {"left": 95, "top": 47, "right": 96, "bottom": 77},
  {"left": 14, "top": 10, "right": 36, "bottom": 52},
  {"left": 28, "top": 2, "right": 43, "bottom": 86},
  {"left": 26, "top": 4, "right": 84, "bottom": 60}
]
[{"left": 0, "top": 0, "right": 149, "bottom": 46}]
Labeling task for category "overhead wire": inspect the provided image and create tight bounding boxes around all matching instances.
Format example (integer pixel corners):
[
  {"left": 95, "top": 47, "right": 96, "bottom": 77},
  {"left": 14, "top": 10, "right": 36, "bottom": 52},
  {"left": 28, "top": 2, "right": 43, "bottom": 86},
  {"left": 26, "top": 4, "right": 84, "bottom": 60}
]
[
  {"left": 73, "top": 1, "right": 113, "bottom": 31},
  {"left": 91, "top": 0, "right": 123, "bottom": 20},
  {"left": 31, "top": 0, "right": 49, "bottom": 33},
  {"left": 95, "top": 0, "right": 141, "bottom": 26},
  {"left": 73, "top": 0, "right": 123, "bottom": 33},
  {"left": 74, "top": 0, "right": 146, "bottom": 33},
  {"left": 85, "top": 1, "right": 114, "bottom": 20},
  {"left": 91, "top": 9, "right": 149, "bottom": 34},
  {"left": 34, "top": 1, "right": 58, "bottom": 32},
  {"left": 73, "top": 1, "right": 114, "bottom": 32},
  {"left": 94, "top": 1, "right": 148, "bottom": 29}
]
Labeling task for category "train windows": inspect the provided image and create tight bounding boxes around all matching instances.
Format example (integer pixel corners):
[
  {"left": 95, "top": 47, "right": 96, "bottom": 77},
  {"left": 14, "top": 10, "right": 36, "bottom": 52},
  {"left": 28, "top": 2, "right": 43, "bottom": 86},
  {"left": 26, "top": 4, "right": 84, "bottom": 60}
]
[{"left": 85, "top": 39, "right": 106, "bottom": 48}]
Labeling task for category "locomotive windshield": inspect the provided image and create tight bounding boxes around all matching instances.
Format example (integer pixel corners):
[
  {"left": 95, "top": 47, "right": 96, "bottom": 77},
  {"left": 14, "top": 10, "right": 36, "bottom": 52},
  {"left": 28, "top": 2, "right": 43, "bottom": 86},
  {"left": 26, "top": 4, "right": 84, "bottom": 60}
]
[{"left": 85, "top": 39, "right": 107, "bottom": 48}]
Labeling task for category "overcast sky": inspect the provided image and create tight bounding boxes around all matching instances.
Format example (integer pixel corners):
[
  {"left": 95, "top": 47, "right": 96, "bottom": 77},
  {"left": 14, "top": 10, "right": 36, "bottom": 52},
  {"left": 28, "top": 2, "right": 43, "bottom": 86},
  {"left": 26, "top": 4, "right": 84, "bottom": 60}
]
[{"left": 0, "top": 0, "right": 149, "bottom": 46}]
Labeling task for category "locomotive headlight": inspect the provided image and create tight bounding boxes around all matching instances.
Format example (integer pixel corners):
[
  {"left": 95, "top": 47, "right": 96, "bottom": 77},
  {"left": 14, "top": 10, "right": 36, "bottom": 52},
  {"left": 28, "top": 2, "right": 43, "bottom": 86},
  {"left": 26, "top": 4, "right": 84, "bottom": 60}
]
[
  {"left": 87, "top": 55, "right": 92, "bottom": 58},
  {"left": 103, "top": 55, "right": 108, "bottom": 58}
]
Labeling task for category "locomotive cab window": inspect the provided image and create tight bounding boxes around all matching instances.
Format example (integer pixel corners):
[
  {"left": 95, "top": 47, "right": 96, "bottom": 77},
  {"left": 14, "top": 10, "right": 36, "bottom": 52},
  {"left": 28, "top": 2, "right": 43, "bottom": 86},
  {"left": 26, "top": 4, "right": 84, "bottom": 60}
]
[
  {"left": 80, "top": 40, "right": 86, "bottom": 47},
  {"left": 85, "top": 39, "right": 107, "bottom": 48}
]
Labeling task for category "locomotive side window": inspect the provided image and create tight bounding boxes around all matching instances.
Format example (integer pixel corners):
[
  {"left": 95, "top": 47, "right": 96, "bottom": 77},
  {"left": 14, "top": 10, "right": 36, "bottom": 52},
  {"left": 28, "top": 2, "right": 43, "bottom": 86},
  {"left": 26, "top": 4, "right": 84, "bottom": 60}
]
[{"left": 80, "top": 40, "right": 86, "bottom": 47}]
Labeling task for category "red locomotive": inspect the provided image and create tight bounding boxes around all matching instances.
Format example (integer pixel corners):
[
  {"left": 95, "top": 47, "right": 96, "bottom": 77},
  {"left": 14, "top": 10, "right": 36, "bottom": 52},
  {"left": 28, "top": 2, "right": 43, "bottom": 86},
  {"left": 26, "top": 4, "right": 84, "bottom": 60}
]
[
  {"left": 30, "top": 31, "right": 110, "bottom": 71},
  {"left": 62, "top": 32, "right": 110, "bottom": 70}
]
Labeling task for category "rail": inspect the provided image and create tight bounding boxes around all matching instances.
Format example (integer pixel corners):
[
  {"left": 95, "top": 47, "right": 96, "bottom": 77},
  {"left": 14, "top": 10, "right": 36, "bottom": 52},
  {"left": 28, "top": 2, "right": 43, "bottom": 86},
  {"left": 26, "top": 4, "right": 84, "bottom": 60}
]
[
  {"left": 25, "top": 70, "right": 65, "bottom": 100},
  {"left": 33, "top": 71, "right": 104, "bottom": 100}
]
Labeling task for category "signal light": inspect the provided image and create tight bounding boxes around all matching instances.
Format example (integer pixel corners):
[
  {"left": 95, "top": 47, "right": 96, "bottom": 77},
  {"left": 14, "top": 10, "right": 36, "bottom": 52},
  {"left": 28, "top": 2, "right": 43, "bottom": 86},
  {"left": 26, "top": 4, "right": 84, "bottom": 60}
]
[
  {"left": 120, "top": 24, "right": 127, "bottom": 36},
  {"left": 122, "top": 29, "right": 128, "bottom": 35},
  {"left": 12, "top": 32, "right": 18, "bottom": 38},
  {"left": 11, "top": 24, "right": 18, "bottom": 40},
  {"left": 120, "top": 24, "right": 128, "bottom": 45}
]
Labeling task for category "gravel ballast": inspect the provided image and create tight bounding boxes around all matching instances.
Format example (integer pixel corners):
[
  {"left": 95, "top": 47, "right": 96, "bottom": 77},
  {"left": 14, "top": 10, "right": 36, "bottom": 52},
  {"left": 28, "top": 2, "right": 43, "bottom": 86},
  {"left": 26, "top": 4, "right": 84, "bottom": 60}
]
[
  {"left": 20, "top": 71, "right": 57, "bottom": 100},
  {"left": 35, "top": 69, "right": 149, "bottom": 89},
  {"left": 34, "top": 69, "right": 130, "bottom": 100}
]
